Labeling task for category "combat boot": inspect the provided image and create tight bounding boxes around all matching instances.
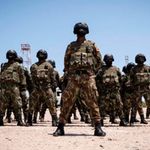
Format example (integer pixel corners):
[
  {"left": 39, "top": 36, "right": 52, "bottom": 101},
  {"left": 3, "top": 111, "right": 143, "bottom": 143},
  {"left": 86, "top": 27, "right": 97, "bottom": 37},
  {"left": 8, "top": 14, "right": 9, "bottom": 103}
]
[
  {"left": 53, "top": 123, "right": 65, "bottom": 136},
  {"left": 130, "top": 116, "right": 135, "bottom": 126},
  {"left": 33, "top": 116, "right": 37, "bottom": 123},
  {"left": 140, "top": 115, "right": 148, "bottom": 124},
  {"left": 80, "top": 114, "right": 85, "bottom": 122},
  {"left": 94, "top": 122, "right": 106, "bottom": 136},
  {"left": 0, "top": 116, "right": 4, "bottom": 126},
  {"left": 52, "top": 115, "right": 58, "bottom": 126},
  {"left": 119, "top": 119, "right": 128, "bottom": 126},
  {"left": 146, "top": 108, "right": 150, "bottom": 119},
  {"left": 26, "top": 113, "right": 32, "bottom": 126},
  {"left": 134, "top": 118, "right": 140, "bottom": 122},
  {"left": 124, "top": 114, "right": 129, "bottom": 123},
  {"left": 101, "top": 119, "right": 104, "bottom": 127},
  {"left": 17, "top": 115, "right": 24, "bottom": 126}
]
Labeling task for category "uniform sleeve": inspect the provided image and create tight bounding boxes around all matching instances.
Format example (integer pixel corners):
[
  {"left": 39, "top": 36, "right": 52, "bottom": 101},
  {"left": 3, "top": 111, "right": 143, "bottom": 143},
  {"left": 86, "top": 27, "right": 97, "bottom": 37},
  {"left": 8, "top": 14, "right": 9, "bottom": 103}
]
[
  {"left": 92, "top": 43, "right": 103, "bottom": 72},
  {"left": 49, "top": 64, "right": 57, "bottom": 90},
  {"left": 18, "top": 64, "right": 26, "bottom": 90},
  {"left": 64, "top": 44, "right": 72, "bottom": 72}
]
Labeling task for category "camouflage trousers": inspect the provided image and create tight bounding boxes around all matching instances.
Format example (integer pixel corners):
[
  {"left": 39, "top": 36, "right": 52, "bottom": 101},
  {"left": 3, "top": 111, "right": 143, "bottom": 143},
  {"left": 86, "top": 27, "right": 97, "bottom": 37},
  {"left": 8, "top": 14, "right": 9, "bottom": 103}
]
[
  {"left": 59, "top": 74, "right": 100, "bottom": 124},
  {"left": 131, "top": 86, "right": 150, "bottom": 117},
  {"left": 29, "top": 87, "right": 57, "bottom": 118},
  {"left": 145, "top": 92, "right": 150, "bottom": 108},
  {"left": 99, "top": 87, "right": 124, "bottom": 120},
  {"left": 0, "top": 85, "right": 22, "bottom": 119},
  {"left": 122, "top": 92, "right": 135, "bottom": 116}
]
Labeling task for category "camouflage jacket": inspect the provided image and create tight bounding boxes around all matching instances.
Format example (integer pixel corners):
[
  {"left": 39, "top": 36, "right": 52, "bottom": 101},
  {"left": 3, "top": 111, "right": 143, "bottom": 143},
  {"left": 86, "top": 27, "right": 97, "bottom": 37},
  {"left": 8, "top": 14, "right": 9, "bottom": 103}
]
[
  {"left": 1, "top": 61, "right": 26, "bottom": 89},
  {"left": 64, "top": 39, "right": 103, "bottom": 75},
  {"left": 96, "top": 65, "right": 121, "bottom": 91},
  {"left": 130, "top": 64, "right": 150, "bottom": 86},
  {"left": 30, "top": 60, "right": 56, "bottom": 88}
]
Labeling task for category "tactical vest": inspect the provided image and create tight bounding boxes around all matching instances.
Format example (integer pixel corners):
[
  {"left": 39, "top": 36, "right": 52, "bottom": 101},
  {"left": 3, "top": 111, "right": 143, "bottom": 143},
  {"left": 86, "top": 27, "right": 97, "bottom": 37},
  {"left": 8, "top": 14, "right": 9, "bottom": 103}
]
[
  {"left": 1, "top": 63, "right": 20, "bottom": 83},
  {"left": 36, "top": 68, "right": 49, "bottom": 80},
  {"left": 69, "top": 41, "right": 95, "bottom": 70},
  {"left": 102, "top": 68, "right": 119, "bottom": 86},
  {"left": 33, "top": 63, "right": 51, "bottom": 83},
  {"left": 135, "top": 72, "right": 150, "bottom": 85}
]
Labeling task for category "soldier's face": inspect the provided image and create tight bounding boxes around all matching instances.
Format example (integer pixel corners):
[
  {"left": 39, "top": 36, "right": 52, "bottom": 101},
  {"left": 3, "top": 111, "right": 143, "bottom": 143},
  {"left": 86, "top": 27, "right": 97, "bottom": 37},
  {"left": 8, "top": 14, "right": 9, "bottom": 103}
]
[{"left": 138, "top": 57, "right": 145, "bottom": 64}]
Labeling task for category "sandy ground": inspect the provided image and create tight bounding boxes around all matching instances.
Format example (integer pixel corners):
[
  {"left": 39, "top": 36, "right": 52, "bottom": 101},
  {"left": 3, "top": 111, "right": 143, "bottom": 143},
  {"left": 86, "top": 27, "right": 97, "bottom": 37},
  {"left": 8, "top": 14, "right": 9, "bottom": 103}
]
[{"left": 0, "top": 108, "right": 150, "bottom": 150}]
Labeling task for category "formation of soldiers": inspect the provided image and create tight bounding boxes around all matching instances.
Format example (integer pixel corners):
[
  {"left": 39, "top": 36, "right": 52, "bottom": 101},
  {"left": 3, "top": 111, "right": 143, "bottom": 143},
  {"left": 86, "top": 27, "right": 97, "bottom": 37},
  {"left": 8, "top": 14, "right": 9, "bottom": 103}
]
[{"left": 0, "top": 22, "right": 150, "bottom": 137}]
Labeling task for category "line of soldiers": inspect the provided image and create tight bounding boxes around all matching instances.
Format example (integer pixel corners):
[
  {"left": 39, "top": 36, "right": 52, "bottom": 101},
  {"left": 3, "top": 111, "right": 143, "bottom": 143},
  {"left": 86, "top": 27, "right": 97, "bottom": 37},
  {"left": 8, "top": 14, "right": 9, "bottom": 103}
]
[
  {"left": 0, "top": 22, "right": 150, "bottom": 137},
  {"left": 0, "top": 49, "right": 60, "bottom": 126},
  {"left": 96, "top": 54, "right": 150, "bottom": 127}
]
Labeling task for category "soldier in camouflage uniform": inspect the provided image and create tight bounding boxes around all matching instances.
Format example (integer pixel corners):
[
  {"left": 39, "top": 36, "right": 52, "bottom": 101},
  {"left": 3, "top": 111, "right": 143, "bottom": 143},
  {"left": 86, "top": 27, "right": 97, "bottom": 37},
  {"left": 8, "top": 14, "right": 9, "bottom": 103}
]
[
  {"left": 16, "top": 56, "right": 33, "bottom": 124},
  {"left": 0, "top": 50, "right": 26, "bottom": 126},
  {"left": 96, "top": 54, "right": 127, "bottom": 126},
  {"left": 130, "top": 54, "right": 149, "bottom": 125},
  {"left": 27, "top": 50, "right": 57, "bottom": 126},
  {"left": 39, "top": 59, "right": 60, "bottom": 122},
  {"left": 53, "top": 22, "right": 106, "bottom": 136},
  {"left": 121, "top": 63, "right": 136, "bottom": 124}
]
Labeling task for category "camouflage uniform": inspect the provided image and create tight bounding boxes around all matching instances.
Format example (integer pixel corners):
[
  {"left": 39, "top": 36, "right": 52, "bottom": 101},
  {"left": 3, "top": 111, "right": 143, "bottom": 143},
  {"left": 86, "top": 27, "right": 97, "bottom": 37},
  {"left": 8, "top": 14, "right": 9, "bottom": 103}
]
[
  {"left": 0, "top": 59, "right": 26, "bottom": 126},
  {"left": 39, "top": 60, "right": 60, "bottom": 121},
  {"left": 59, "top": 40, "right": 102, "bottom": 123},
  {"left": 20, "top": 66, "right": 33, "bottom": 123},
  {"left": 121, "top": 72, "right": 135, "bottom": 123},
  {"left": 28, "top": 59, "right": 57, "bottom": 126},
  {"left": 130, "top": 61, "right": 150, "bottom": 124},
  {"left": 53, "top": 22, "right": 106, "bottom": 137},
  {"left": 96, "top": 64, "right": 126, "bottom": 126}
]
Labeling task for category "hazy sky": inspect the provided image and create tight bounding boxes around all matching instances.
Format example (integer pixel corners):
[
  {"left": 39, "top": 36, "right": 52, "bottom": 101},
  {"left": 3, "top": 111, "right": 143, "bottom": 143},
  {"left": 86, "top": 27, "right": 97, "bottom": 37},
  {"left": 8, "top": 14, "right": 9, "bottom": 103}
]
[{"left": 0, "top": 0, "right": 150, "bottom": 74}]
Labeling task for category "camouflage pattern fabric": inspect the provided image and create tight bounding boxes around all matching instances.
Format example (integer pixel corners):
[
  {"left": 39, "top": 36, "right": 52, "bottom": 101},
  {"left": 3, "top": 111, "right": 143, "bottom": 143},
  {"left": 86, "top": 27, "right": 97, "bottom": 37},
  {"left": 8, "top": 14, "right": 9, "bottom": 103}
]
[
  {"left": 96, "top": 65, "right": 125, "bottom": 120},
  {"left": 59, "top": 39, "right": 103, "bottom": 124},
  {"left": 130, "top": 64, "right": 150, "bottom": 116},
  {"left": 28, "top": 61, "right": 57, "bottom": 119},
  {"left": 0, "top": 61, "right": 26, "bottom": 121}
]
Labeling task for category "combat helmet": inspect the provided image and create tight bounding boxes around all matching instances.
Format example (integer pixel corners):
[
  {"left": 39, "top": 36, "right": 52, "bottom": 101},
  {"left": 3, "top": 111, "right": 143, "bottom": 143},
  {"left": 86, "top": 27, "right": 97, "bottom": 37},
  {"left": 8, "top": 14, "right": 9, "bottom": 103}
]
[
  {"left": 135, "top": 53, "right": 146, "bottom": 64},
  {"left": 16, "top": 56, "right": 23, "bottom": 64},
  {"left": 73, "top": 22, "right": 89, "bottom": 35},
  {"left": 6, "top": 50, "right": 18, "bottom": 60},
  {"left": 36, "top": 49, "right": 48, "bottom": 60},
  {"left": 127, "top": 62, "right": 135, "bottom": 71},
  {"left": 48, "top": 59, "right": 56, "bottom": 68},
  {"left": 103, "top": 54, "right": 114, "bottom": 62}
]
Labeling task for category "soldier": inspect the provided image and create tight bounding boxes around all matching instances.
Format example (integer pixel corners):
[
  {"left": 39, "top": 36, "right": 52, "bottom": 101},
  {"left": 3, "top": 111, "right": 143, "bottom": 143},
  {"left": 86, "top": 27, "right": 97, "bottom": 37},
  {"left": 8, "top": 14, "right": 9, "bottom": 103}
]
[
  {"left": 27, "top": 49, "right": 58, "bottom": 126},
  {"left": 53, "top": 22, "right": 106, "bottom": 136},
  {"left": 16, "top": 56, "right": 33, "bottom": 123},
  {"left": 39, "top": 59, "right": 60, "bottom": 121},
  {"left": 130, "top": 54, "right": 149, "bottom": 125},
  {"left": 96, "top": 54, "right": 127, "bottom": 126},
  {"left": 121, "top": 63, "right": 135, "bottom": 124},
  {"left": 0, "top": 50, "right": 26, "bottom": 126}
]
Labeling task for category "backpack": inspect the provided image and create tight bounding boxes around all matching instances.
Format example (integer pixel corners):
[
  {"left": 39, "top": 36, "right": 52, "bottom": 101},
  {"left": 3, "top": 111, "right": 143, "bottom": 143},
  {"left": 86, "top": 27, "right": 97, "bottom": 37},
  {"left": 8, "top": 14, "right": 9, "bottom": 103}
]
[{"left": 1, "top": 63, "right": 20, "bottom": 83}]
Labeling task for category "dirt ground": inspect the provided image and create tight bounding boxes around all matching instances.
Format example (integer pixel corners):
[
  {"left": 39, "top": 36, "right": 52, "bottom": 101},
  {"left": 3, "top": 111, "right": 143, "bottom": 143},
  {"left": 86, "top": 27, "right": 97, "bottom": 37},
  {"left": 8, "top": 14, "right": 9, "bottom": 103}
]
[{"left": 0, "top": 108, "right": 150, "bottom": 150}]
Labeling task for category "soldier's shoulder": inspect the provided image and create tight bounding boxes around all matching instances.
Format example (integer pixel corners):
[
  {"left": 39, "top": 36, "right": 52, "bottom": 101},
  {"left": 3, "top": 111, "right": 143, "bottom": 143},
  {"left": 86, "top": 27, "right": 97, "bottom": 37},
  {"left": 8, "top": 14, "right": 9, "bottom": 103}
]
[
  {"left": 85, "top": 40, "right": 95, "bottom": 45},
  {"left": 68, "top": 41, "right": 77, "bottom": 47},
  {"left": 30, "top": 62, "right": 38, "bottom": 68}
]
